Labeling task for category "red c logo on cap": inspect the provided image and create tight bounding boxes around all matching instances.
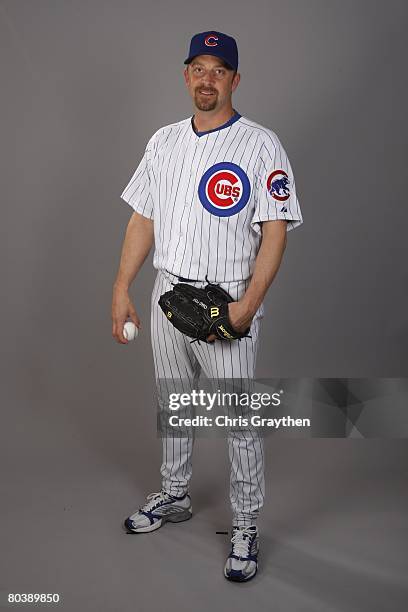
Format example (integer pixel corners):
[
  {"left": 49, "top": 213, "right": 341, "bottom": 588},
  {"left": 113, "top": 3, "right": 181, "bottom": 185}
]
[{"left": 205, "top": 35, "right": 219, "bottom": 47}]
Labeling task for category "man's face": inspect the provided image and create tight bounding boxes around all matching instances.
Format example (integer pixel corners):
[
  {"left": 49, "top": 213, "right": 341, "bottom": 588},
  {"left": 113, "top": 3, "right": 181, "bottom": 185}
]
[{"left": 184, "top": 54, "right": 240, "bottom": 112}]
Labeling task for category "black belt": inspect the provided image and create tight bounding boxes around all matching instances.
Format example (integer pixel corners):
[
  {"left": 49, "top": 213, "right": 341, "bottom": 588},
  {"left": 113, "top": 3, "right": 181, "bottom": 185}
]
[
  {"left": 177, "top": 275, "right": 200, "bottom": 282},
  {"left": 165, "top": 269, "right": 210, "bottom": 283}
]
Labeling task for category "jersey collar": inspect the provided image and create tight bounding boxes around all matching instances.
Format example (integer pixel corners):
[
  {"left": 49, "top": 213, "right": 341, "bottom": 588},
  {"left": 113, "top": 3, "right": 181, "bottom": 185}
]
[{"left": 191, "top": 110, "right": 241, "bottom": 137}]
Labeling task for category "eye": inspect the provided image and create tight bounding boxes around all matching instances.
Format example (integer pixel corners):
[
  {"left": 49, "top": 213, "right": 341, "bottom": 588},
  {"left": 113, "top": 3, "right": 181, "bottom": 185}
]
[{"left": 215, "top": 68, "right": 226, "bottom": 77}]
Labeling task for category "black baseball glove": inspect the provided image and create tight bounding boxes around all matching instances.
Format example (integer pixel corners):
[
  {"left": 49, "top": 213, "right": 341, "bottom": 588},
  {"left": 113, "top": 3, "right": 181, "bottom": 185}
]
[{"left": 158, "top": 281, "right": 251, "bottom": 344}]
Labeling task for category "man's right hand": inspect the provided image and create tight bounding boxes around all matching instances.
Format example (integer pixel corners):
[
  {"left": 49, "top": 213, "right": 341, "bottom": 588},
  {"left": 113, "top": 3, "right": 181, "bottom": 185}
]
[{"left": 111, "top": 284, "right": 141, "bottom": 344}]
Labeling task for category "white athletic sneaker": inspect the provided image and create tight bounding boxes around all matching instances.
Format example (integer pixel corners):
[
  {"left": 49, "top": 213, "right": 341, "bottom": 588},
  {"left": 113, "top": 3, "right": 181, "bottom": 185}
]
[
  {"left": 224, "top": 525, "right": 259, "bottom": 582},
  {"left": 124, "top": 490, "right": 192, "bottom": 534}
]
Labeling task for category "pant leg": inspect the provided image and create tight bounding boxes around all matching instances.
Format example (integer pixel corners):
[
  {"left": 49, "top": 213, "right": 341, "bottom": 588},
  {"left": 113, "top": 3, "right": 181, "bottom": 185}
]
[
  {"left": 188, "top": 279, "right": 265, "bottom": 527},
  {"left": 151, "top": 270, "right": 201, "bottom": 497}
]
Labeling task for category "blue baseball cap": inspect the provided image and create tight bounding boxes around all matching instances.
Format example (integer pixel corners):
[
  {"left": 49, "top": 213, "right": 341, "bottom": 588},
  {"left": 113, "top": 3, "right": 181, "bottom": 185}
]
[{"left": 184, "top": 31, "right": 238, "bottom": 71}]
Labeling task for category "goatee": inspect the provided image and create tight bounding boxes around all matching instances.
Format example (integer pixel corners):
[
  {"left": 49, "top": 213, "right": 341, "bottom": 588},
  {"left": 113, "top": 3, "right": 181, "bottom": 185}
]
[{"left": 194, "top": 90, "right": 218, "bottom": 112}]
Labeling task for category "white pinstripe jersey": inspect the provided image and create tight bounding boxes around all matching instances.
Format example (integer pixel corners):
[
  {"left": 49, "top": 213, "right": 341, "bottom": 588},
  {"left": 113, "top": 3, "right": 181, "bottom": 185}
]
[{"left": 120, "top": 111, "right": 303, "bottom": 283}]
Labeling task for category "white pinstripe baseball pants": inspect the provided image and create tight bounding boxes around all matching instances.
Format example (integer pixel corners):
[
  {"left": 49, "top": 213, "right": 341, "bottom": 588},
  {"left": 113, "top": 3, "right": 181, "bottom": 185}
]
[{"left": 151, "top": 269, "right": 265, "bottom": 527}]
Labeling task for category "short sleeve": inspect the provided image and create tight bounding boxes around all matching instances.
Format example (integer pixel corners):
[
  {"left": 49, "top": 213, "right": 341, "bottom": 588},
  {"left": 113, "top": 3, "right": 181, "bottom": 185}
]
[
  {"left": 251, "top": 134, "right": 303, "bottom": 235},
  {"left": 120, "top": 138, "right": 155, "bottom": 219}
]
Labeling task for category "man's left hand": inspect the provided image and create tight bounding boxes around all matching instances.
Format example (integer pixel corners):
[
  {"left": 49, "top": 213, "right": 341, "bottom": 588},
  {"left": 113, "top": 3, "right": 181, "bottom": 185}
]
[{"left": 206, "top": 301, "right": 254, "bottom": 343}]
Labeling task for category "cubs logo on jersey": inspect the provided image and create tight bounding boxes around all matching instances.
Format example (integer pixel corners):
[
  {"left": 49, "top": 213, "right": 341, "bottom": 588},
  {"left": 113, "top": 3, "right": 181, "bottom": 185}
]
[
  {"left": 198, "top": 162, "right": 251, "bottom": 217},
  {"left": 267, "top": 169, "right": 290, "bottom": 202}
]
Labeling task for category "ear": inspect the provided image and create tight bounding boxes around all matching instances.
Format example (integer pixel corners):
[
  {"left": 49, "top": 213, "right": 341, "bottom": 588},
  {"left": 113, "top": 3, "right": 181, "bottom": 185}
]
[
  {"left": 183, "top": 66, "right": 190, "bottom": 86},
  {"left": 231, "top": 72, "right": 241, "bottom": 93}
]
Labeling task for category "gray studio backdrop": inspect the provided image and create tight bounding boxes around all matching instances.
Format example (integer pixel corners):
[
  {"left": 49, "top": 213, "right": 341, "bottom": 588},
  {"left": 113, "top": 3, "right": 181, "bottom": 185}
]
[{"left": 1, "top": 1, "right": 407, "bottom": 611}]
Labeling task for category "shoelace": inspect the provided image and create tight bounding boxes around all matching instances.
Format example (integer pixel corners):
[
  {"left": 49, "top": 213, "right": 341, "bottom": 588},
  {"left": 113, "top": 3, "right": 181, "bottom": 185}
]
[
  {"left": 140, "top": 490, "right": 173, "bottom": 513},
  {"left": 231, "top": 527, "right": 256, "bottom": 559}
]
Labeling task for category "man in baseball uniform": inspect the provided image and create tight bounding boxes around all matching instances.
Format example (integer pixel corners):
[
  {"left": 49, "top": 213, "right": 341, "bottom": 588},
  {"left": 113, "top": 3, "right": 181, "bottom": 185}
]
[{"left": 112, "top": 31, "right": 303, "bottom": 582}]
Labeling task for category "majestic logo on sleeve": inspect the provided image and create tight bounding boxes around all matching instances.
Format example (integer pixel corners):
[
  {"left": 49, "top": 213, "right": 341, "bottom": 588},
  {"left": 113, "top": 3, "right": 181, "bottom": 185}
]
[
  {"left": 204, "top": 34, "right": 219, "bottom": 46},
  {"left": 267, "top": 169, "right": 290, "bottom": 202},
  {"left": 198, "top": 162, "right": 251, "bottom": 217}
]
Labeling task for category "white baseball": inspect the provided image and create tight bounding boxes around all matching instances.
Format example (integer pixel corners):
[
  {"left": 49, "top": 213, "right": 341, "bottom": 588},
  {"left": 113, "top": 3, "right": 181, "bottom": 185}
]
[{"left": 123, "top": 321, "right": 138, "bottom": 341}]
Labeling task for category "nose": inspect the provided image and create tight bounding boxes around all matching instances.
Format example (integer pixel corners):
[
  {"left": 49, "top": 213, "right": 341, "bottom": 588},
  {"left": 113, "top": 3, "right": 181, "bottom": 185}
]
[{"left": 200, "top": 70, "right": 216, "bottom": 86}]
